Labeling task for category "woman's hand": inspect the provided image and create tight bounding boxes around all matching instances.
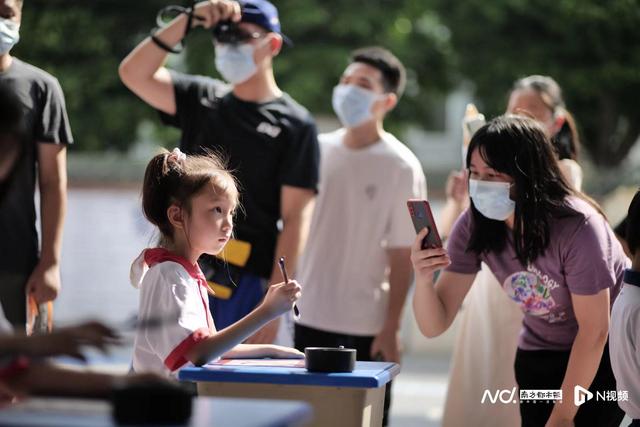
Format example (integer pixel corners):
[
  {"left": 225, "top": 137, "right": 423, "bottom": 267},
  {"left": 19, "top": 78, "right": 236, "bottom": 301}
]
[
  {"left": 25, "top": 321, "right": 121, "bottom": 360},
  {"left": 268, "top": 345, "right": 305, "bottom": 359},
  {"left": 445, "top": 169, "right": 469, "bottom": 208},
  {"left": 411, "top": 228, "right": 450, "bottom": 285},
  {"left": 261, "top": 280, "right": 301, "bottom": 318}
]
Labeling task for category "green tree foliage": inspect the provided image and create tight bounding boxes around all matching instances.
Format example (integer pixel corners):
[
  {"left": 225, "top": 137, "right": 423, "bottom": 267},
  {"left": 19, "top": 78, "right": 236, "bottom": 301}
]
[
  {"left": 14, "top": 0, "right": 640, "bottom": 167},
  {"left": 430, "top": 0, "right": 640, "bottom": 167},
  {"left": 15, "top": 0, "right": 177, "bottom": 151},
  {"left": 14, "top": 0, "right": 454, "bottom": 151}
]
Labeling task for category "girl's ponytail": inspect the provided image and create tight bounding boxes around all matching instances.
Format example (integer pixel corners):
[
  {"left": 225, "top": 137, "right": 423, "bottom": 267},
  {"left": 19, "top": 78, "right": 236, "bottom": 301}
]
[{"left": 142, "top": 150, "right": 178, "bottom": 238}]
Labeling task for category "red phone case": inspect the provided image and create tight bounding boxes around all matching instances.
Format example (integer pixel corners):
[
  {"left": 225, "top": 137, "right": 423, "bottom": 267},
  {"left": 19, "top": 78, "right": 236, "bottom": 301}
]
[{"left": 407, "top": 200, "right": 442, "bottom": 249}]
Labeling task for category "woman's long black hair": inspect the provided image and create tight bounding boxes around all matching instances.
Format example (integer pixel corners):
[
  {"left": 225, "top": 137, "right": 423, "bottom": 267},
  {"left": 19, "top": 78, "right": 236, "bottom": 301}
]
[{"left": 465, "top": 115, "right": 599, "bottom": 266}]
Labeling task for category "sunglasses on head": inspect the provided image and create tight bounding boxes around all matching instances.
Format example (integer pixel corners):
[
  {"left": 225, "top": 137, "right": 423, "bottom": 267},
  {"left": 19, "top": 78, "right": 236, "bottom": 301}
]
[{"left": 212, "top": 21, "right": 265, "bottom": 44}]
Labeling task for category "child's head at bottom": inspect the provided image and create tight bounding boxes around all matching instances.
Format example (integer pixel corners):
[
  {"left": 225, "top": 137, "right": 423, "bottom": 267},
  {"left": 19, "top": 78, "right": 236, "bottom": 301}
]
[{"left": 142, "top": 148, "right": 239, "bottom": 257}]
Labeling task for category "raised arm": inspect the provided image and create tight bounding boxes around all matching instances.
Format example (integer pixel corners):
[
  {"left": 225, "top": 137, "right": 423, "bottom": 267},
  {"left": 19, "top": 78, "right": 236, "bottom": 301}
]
[
  {"left": 118, "top": 0, "right": 241, "bottom": 115},
  {"left": 411, "top": 228, "right": 476, "bottom": 337}
]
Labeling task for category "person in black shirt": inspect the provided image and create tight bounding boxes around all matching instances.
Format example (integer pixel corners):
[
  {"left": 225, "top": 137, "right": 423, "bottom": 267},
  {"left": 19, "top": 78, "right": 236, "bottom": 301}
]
[
  {"left": 120, "top": 0, "right": 319, "bottom": 343},
  {"left": 0, "top": 82, "right": 23, "bottom": 201},
  {"left": 0, "top": 0, "right": 72, "bottom": 331}
]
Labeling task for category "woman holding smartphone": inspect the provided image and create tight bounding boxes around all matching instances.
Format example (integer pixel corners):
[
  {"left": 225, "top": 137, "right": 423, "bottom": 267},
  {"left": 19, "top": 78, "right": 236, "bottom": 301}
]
[
  {"left": 441, "top": 75, "right": 586, "bottom": 427},
  {"left": 413, "top": 115, "right": 627, "bottom": 427}
]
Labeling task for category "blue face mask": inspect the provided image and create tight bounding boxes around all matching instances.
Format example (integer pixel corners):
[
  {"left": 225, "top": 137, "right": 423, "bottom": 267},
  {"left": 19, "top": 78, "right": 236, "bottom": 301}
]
[
  {"left": 214, "top": 42, "right": 257, "bottom": 85},
  {"left": 469, "top": 179, "right": 515, "bottom": 221},
  {"left": 0, "top": 18, "right": 20, "bottom": 55},
  {"left": 331, "top": 84, "right": 382, "bottom": 128}
]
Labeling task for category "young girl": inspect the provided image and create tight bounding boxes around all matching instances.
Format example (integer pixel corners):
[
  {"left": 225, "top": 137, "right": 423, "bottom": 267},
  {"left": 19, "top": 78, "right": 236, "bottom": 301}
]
[
  {"left": 131, "top": 148, "right": 303, "bottom": 377},
  {"left": 412, "top": 116, "right": 628, "bottom": 427}
]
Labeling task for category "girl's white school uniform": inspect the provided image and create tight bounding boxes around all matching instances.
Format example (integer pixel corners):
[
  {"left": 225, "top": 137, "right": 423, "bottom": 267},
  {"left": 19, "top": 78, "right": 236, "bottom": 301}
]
[{"left": 131, "top": 248, "right": 215, "bottom": 377}]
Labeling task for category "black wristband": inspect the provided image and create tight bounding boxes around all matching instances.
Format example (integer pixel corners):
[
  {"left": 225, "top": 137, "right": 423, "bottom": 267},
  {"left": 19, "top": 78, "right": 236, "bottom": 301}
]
[
  {"left": 150, "top": 33, "right": 182, "bottom": 54},
  {"left": 185, "top": 7, "right": 194, "bottom": 39}
]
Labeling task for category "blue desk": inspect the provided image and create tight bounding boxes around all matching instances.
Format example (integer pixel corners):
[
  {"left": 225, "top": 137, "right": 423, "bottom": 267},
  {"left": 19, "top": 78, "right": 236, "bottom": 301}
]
[
  {"left": 0, "top": 396, "right": 311, "bottom": 427},
  {"left": 179, "top": 361, "right": 400, "bottom": 427}
]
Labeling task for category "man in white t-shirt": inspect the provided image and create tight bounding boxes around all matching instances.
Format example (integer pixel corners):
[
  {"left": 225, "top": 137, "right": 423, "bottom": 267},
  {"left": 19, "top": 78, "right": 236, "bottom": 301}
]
[{"left": 294, "top": 47, "right": 426, "bottom": 426}]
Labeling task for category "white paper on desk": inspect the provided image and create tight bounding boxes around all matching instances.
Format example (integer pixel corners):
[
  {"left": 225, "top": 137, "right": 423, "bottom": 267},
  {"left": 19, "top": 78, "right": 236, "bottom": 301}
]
[{"left": 207, "top": 359, "right": 306, "bottom": 368}]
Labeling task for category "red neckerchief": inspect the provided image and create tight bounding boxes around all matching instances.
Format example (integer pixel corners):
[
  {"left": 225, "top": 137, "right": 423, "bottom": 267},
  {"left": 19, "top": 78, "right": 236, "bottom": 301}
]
[
  {"left": 143, "top": 248, "right": 214, "bottom": 331},
  {"left": 144, "top": 248, "right": 205, "bottom": 282}
]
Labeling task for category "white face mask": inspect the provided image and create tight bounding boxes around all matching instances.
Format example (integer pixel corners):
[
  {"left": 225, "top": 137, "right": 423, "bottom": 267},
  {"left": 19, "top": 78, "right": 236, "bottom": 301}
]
[
  {"left": 214, "top": 43, "right": 257, "bottom": 85},
  {"left": 331, "top": 84, "right": 383, "bottom": 128},
  {"left": 469, "top": 178, "right": 515, "bottom": 221},
  {"left": 0, "top": 18, "right": 20, "bottom": 55}
]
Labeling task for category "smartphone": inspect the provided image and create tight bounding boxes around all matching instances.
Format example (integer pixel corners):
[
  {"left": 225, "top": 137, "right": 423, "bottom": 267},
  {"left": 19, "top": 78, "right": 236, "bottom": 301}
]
[{"left": 407, "top": 199, "right": 442, "bottom": 249}]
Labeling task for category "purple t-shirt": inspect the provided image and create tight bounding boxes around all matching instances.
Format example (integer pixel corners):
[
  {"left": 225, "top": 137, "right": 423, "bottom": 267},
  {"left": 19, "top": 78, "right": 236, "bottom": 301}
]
[{"left": 446, "top": 197, "right": 629, "bottom": 350}]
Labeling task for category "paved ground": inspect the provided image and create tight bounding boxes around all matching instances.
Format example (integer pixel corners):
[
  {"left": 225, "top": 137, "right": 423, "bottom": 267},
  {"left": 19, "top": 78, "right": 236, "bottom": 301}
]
[{"left": 388, "top": 355, "right": 450, "bottom": 427}]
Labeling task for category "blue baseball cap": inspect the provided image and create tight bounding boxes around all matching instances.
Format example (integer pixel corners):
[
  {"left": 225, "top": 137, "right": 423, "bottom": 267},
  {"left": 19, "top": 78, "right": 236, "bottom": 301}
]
[{"left": 239, "top": 0, "right": 291, "bottom": 43}]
